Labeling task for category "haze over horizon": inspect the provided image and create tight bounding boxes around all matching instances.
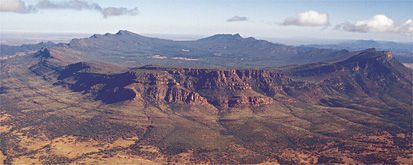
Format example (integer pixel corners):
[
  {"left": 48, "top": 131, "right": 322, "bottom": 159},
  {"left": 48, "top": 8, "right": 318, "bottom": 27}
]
[{"left": 1, "top": 0, "right": 412, "bottom": 42}]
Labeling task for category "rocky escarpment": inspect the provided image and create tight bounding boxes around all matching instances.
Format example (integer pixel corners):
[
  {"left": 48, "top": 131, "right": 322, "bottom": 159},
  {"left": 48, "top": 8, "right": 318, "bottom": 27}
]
[
  {"left": 64, "top": 67, "right": 286, "bottom": 108},
  {"left": 30, "top": 49, "right": 412, "bottom": 111},
  {"left": 131, "top": 67, "right": 283, "bottom": 107},
  {"left": 129, "top": 70, "right": 209, "bottom": 105},
  {"left": 35, "top": 63, "right": 297, "bottom": 108}
]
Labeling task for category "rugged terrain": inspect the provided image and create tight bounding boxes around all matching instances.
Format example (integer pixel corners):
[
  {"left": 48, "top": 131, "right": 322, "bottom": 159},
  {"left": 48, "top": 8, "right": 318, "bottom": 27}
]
[{"left": 0, "top": 32, "right": 412, "bottom": 164}]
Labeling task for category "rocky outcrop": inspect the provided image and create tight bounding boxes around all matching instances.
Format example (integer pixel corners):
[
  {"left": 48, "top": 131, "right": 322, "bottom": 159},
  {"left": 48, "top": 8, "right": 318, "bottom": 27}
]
[
  {"left": 228, "top": 96, "right": 273, "bottom": 107},
  {"left": 34, "top": 48, "right": 52, "bottom": 58},
  {"left": 131, "top": 67, "right": 285, "bottom": 108},
  {"left": 129, "top": 71, "right": 209, "bottom": 105}
]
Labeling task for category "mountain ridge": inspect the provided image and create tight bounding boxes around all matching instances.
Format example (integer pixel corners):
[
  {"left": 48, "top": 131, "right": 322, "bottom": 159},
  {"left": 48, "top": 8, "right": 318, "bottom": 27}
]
[
  {"left": 30, "top": 47, "right": 412, "bottom": 114},
  {"left": 38, "top": 30, "right": 349, "bottom": 68},
  {"left": 305, "top": 39, "right": 413, "bottom": 63},
  {"left": 1, "top": 31, "right": 412, "bottom": 164}
]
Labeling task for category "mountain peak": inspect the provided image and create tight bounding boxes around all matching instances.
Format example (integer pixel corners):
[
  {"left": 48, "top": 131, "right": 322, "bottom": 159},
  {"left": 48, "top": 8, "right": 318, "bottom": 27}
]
[
  {"left": 34, "top": 47, "right": 52, "bottom": 58},
  {"left": 200, "top": 33, "right": 244, "bottom": 41},
  {"left": 341, "top": 48, "right": 396, "bottom": 64},
  {"left": 289, "top": 48, "right": 408, "bottom": 78},
  {"left": 116, "top": 30, "right": 135, "bottom": 35},
  {"left": 85, "top": 30, "right": 148, "bottom": 40},
  {"left": 90, "top": 34, "right": 101, "bottom": 38}
]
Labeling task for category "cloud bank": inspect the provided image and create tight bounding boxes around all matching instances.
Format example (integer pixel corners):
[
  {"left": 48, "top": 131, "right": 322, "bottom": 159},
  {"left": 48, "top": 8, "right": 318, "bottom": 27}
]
[
  {"left": 281, "top": 10, "right": 329, "bottom": 26},
  {"left": 101, "top": 7, "right": 138, "bottom": 18},
  {"left": 335, "top": 15, "right": 413, "bottom": 34},
  {"left": 0, "top": 0, "right": 138, "bottom": 18},
  {"left": 227, "top": 16, "right": 248, "bottom": 22},
  {"left": 0, "top": 0, "right": 35, "bottom": 13},
  {"left": 36, "top": 0, "right": 101, "bottom": 10}
]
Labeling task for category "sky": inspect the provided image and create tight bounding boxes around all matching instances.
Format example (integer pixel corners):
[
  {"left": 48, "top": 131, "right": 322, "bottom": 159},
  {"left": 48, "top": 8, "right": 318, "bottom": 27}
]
[{"left": 0, "top": 0, "right": 412, "bottom": 42}]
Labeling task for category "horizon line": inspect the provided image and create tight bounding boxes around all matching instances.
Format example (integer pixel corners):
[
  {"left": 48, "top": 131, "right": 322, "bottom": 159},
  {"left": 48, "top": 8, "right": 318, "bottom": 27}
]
[{"left": 1, "top": 30, "right": 413, "bottom": 44}]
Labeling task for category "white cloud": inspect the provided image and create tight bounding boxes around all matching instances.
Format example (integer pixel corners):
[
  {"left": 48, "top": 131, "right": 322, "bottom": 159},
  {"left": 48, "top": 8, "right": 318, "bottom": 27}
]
[
  {"left": 0, "top": 0, "right": 35, "bottom": 13},
  {"left": 102, "top": 7, "right": 138, "bottom": 18},
  {"left": 36, "top": 0, "right": 101, "bottom": 10},
  {"left": 227, "top": 16, "right": 248, "bottom": 22},
  {"left": 335, "top": 15, "right": 413, "bottom": 34},
  {"left": 171, "top": 57, "right": 199, "bottom": 61},
  {"left": 281, "top": 10, "right": 329, "bottom": 26},
  {"left": 396, "top": 19, "right": 413, "bottom": 33},
  {"left": 335, "top": 15, "right": 394, "bottom": 33},
  {"left": 0, "top": 0, "right": 138, "bottom": 18}
]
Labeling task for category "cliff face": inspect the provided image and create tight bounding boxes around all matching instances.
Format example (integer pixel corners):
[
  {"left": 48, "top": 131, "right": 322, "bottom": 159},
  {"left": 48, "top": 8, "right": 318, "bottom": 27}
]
[
  {"left": 123, "top": 68, "right": 280, "bottom": 107},
  {"left": 129, "top": 70, "right": 209, "bottom": 105},
  {"left": 47, "top": 63, "right": 349, "bottom": 109},
  {"left": 122, "top": 68, "right": 316, "bottom": 108},
  {"left": 31, "top": 49, "right": 412, "bottom": 110},
  {"left": 44, "top": 64, "right": 289, "bottom": 108}
]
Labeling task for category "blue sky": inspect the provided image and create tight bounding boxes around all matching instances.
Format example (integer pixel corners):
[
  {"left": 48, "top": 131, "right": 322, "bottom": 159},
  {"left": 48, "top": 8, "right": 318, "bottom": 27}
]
[{"left": 1, "top": 0, "right": 412, "bottom": 42}]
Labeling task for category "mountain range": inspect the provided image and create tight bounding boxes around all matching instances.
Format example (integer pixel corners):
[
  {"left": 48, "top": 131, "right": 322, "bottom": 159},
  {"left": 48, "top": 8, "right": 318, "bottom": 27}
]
[
  {"left": 3, "top": 30, "right": 350, "bottom": 68},
  {"left": 0, "top": 31, "right": 412, "bottom": 164}
]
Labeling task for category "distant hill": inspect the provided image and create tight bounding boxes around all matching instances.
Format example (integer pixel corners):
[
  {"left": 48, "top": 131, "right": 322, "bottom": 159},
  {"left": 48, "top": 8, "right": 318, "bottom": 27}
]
[
  {"left": 41, "top": 30, "right": 347, "bottom": 68},
  {"left": 0, "top": 41, "right": 57, "bottom": 56},
  {"left": 3, "top": 32, "right": 411, "bottom": 68},
  {"left": 305, "top": 40, "right": 413, "bottom": 63}
]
